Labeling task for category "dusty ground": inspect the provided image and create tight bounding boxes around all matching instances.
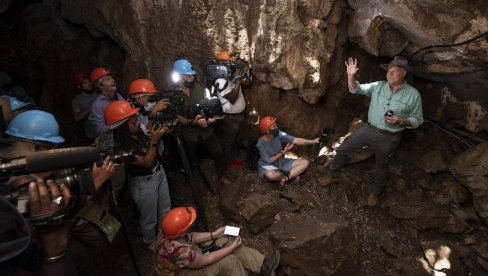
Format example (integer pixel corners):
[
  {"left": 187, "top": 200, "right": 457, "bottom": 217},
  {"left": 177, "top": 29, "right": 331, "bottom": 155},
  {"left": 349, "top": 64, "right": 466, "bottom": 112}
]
[{"left": 74, "top": 123, "right": 487, "bottom": 276}]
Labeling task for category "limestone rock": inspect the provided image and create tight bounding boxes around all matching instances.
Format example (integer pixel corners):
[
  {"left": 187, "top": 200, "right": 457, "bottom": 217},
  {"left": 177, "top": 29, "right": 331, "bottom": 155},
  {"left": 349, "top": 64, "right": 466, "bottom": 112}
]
[
  {"left": 385, "top": 191, "right": 472, "bottom": 233},
  {"left": 417, "top": 150, "right": 447, "bottom": 173},
  {"left": 270, "top": 214, "right": 358, "bottom": 276},
  {"left": 239, "top": 193, "right": 278, "bottom": 233},
  {"left": 219, "top": 172, "right": 254, "bottom": 221},
  {"left": 450, "top": 142, "right": 488, "bottom": 224}
]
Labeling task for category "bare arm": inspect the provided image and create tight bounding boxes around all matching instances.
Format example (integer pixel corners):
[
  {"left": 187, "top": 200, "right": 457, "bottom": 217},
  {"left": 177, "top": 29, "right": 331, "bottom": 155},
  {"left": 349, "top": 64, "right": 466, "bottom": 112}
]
[
  {"left": 191, "top": 227, "right": 225, "bottom": 243},
  {"left": 292, "top": 138, "right": 319, "bottom": 146}
]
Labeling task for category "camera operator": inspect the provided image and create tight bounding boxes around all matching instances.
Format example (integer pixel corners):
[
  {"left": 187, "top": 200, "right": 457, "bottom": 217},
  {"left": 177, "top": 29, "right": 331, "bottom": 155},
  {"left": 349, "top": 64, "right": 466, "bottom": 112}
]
[
  {"left": 104, "top": 100, "right": 171, "bottom": 250},
  {"left": 212, "top": 51, "right": 252, "bottom": 170},
  {"left": 2, "top": 110, "right": 117, "bottom": 266},
  {"left": 0, "top": 180, "right": 73, "bottom": 276},
  {"left": 172, "top": 59, "right": 232, "bottom": 186},
  {"left": 127, "top": 79, "right": 170, "bottom": 135},
  {"left": 154, "top": 206, "right": 280, "bottom": 276}
]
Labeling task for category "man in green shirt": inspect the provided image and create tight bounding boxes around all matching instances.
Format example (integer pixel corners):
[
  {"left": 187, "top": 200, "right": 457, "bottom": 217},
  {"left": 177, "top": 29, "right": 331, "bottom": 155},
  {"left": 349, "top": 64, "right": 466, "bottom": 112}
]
[
  {"left": 319, "top": 56, "right": 424, "bottom": 207},
  {"left": 173, "top": 59, "right": 231, "bottom": 186}
]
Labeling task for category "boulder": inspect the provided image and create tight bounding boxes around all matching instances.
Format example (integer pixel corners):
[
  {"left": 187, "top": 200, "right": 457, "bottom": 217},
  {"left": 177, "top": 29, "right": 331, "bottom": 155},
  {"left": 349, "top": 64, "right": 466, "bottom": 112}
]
[
  {"left": 270, "top": 214, "right": 358, "bottom": 276},
  {"left": 385, "top": 191, "right": 472, "bottom": 233},
  {"left": 417, "top": 150, "right": 447, "bottom": 173},
  {"left": 450, "top": 142, "right": 488, "bottom": 224},
  {"left": 219, "top": 171, "right": 254, "bottom": 221},
  {"left": 239, "top": 193, "right": 279, "bottom": 233}
]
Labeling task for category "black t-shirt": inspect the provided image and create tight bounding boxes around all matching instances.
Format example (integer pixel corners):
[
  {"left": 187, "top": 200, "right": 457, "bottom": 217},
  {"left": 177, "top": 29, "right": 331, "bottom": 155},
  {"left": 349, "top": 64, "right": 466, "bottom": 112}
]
[{"left": 123, "top": 133, "right": 159, "bottom": 177}]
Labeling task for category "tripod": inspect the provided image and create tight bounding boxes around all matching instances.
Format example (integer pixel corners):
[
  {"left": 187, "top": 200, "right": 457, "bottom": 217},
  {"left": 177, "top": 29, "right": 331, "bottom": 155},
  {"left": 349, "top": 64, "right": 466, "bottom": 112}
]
[
  {"left": 170, "top": 129, "right": 212, "bottom": 232},
  {"left": 106, "top": 182, "right": 140, "bottom": 276}
]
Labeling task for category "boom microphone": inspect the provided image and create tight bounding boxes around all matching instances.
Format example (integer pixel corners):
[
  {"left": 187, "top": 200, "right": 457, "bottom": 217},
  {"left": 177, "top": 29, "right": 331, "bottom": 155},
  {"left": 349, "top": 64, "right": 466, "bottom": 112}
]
[{"left": 0, "top": 147, "right": 101, "bottom": 177}]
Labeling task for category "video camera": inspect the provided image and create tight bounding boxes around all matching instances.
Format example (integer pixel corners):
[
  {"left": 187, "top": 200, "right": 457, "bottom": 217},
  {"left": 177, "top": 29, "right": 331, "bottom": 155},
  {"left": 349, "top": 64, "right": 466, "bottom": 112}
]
[
  {"left": 0, "top": 138, "right": 135, "bottom": 230},
  {"left": 204, "top": 59, "right": 252, "bottom": 89},
  {"left": 147, "top": 90, "right": 185, "bottom": 129},
  {"left": 187, "top": 97, "right": 224, "bottom": 120}
]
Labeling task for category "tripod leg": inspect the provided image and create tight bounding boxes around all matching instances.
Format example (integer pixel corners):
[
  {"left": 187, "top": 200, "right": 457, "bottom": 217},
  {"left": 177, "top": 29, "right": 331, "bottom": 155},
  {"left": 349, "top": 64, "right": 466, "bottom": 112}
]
[
  {"left": 108, "top": 186, "right": 141, "bottom": 276},
  {"left": 174, "top": 134, "right": 210, "bottom": 231},
  {"left": 193, "top": 163, "right": 214, "bottom": 195}
]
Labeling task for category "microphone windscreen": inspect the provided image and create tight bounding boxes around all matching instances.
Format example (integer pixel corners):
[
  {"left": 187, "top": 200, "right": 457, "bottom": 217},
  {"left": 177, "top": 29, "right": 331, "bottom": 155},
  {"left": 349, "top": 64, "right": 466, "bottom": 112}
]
[{"left": 25, "top": 147, "right": 100, "bottom": 173}]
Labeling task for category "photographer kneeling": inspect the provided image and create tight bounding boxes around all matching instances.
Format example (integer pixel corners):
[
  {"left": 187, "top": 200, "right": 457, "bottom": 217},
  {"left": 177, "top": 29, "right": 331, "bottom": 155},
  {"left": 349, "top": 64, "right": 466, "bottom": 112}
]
[
  {"left": 257, "top": 116, "right": 319, "bottom": 188},
  {"left": 154, "top": 206, "right": 280, "bottom": 276},
  {"left": 104, "top": 100, "right": 171, "bottom": 250}
]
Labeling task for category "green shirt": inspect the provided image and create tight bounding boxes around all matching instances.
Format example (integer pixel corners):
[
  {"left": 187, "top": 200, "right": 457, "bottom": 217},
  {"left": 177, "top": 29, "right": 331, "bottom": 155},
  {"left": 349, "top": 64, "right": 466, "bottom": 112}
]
[{"left": 351, "top": 80, "right": 424, "bottom": 133}]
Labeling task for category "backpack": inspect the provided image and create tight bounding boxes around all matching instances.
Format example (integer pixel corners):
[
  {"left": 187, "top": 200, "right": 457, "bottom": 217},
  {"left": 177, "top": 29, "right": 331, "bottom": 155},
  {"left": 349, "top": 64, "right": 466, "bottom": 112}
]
[{"left": 246, "top": 136, "right": 260, "bottom": 170}]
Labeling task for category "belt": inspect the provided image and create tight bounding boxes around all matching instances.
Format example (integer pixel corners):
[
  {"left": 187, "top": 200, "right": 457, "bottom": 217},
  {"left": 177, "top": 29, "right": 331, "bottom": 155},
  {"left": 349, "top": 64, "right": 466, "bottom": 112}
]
[
  {"left": 367, "top": 123, "right": 399, "bottom": 135},
  {"left": 134, "top": 163, "right": 161, "bottom": 177},
  {"left": 224, "top": 112, "right": 244, "bottom": 116}
]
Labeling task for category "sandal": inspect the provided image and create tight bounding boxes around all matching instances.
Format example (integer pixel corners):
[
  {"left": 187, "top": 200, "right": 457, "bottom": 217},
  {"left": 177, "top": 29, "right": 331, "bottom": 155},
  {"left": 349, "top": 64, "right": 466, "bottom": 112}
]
[{"left": 280, "top": 175, "right": 291, "bottom": 188}]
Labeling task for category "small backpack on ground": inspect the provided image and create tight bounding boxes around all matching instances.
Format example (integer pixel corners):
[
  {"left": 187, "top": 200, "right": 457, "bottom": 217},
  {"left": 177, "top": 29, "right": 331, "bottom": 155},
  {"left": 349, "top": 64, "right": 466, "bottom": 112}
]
[{"left": 246, "top": 136, "right": 260, "bottom": 170}]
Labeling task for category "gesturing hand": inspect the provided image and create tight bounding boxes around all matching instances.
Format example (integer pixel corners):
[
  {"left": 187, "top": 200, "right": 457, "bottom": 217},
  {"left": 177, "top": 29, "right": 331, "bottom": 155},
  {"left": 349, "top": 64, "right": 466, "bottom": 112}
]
[
  {"left": 283, "top": 143, "right": 294, "bottom": 152},
  {"left": 345, "top": 57, "right": 359, "bottom": 76}
]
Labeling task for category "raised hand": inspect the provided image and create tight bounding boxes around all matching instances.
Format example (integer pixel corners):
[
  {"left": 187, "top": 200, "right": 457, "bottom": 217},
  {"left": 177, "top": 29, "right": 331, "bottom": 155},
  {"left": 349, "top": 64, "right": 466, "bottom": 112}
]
[{"left": 345, "top": 57, "right": 359, "bottom": 76}]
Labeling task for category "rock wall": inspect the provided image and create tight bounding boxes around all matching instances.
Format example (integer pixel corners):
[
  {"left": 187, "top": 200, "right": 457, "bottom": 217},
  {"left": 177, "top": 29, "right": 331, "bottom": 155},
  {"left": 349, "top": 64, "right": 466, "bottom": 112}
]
[{"left": 1, "top": 0, "right": 487, "bottom": 138}]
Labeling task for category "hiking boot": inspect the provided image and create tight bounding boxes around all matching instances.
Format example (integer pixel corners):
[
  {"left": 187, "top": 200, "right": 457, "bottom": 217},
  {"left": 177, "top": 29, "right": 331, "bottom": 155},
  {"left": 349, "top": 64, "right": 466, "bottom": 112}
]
[
  {"left": 261, "top": 250, "right": 280, "bottom": 276},
  {"left": 319, "top": 175, "right": 339, "bottom": 187},
  {"left": 367, "top": 193, "right": 378, "bottom": 207}
]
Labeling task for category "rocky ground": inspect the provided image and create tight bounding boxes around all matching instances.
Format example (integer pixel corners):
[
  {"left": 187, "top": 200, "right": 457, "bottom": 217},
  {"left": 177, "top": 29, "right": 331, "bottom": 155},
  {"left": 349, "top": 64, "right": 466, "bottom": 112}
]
[{"left": 75, "top": 122, "right": 488, "bottom": 276}]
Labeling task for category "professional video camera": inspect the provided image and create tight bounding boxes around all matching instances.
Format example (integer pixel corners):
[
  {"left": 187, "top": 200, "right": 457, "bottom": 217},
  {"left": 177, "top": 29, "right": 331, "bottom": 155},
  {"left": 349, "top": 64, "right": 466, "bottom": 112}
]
[
  {"left": 146, "top": 90, "right": 185, "bottom": 128},
  {"left": 187, "top": 97, "right": 224, "bottom": 120},
  {"left": 204, "top": 58, "right": 252, "bottom": 90}
]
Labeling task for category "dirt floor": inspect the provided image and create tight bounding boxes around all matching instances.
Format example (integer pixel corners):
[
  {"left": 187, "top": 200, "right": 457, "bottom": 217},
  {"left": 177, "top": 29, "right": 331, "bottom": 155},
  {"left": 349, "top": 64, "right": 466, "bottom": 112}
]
[{"left": 74, "top": 124, "right": 488, "bottom": 276}]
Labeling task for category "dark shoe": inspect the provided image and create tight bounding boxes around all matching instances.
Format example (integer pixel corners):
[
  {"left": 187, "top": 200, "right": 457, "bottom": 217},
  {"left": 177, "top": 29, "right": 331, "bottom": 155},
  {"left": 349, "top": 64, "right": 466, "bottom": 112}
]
[
  {"left": 367, "top": 193, "right": 378, "bottom": 207},
  {"left": 261, "top": 250, "right": 280, "bottom": 276},
  {"left": 319, "top": 175, "right": 339, "bottom": 187}
]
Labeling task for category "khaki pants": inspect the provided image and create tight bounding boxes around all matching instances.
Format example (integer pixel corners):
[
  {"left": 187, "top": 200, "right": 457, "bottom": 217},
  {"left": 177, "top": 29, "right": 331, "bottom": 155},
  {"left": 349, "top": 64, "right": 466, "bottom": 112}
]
[{"left": 179, "top": 237, "right": 265, "bottom": 276}]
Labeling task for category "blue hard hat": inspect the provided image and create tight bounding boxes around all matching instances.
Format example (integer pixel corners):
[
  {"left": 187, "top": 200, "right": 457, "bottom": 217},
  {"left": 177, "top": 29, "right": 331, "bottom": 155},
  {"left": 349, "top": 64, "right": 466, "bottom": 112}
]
[
  {"left": 173, "top": 59, "right": 196, "bottom": 75},
  {"left": 7, "top": 96, "right": 31, "bottom": 112},
  {"left": 5, "top": 110, "right": 65, "bottom": 144}
]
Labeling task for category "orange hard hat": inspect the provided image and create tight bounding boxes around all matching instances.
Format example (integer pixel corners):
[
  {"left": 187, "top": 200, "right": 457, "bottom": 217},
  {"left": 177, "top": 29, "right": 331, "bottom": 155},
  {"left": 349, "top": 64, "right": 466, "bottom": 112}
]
[
  {"left": 90, "top": 67, "right": 112, "bottom": 84},
  {"left": 161, "top": 206, "right": 197, "bottom": 239},
  {"left": 128, "top": 79, "right": 158, "bottom": 95},
  {"left": 259, "top": 116, "right": 277, "bottom": 133},
  {"left": 216, "top": 51, "right": 234, "bottom": 61},
  {"left": 104, "top": 100, "right": 139, "bottom": 128}
]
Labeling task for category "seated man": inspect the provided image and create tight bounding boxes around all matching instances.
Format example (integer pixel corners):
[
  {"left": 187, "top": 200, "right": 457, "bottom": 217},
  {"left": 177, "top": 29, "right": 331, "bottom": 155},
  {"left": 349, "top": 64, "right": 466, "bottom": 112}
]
[
  {"left": 154, "top": 206, "right": 280, "bottom": 276},
  {"left": 257, "top": 116, "right": 318, "bottom": 187}
]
